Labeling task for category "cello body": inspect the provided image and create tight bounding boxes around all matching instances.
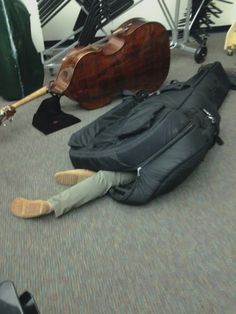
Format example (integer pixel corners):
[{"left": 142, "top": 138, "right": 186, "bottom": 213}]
[
  {"left": 0, "top": 18, "right": 170, "bottom": 126},
  {"left": 51, "top": 18, "right": 170, "bottom": 109}
]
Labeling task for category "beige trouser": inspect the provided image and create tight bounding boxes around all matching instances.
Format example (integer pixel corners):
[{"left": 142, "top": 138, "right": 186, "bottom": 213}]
[{"left": 48, "top": 170, "right": 136, "bottom": 217}]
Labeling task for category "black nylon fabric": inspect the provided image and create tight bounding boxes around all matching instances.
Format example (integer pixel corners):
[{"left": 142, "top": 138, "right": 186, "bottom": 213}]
[
  {"left": 68, "top": 62, "right": 233, "bottom": 205},
  {"left": 0, "top": 0, "right": 44, "bottom": 100}
]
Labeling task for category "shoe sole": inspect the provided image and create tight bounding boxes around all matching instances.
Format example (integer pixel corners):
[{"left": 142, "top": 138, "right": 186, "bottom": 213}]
[
  {"left": 54, "top": 170, "right": 95, "bottom": 186},
  {"left": 10, "top": 198, "right": 51, "bottom": 218}
]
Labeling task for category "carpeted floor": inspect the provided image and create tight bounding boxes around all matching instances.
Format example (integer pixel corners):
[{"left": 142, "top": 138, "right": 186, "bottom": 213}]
[{"left": 0, "top": 32, "right": 235, "bottom": 314}]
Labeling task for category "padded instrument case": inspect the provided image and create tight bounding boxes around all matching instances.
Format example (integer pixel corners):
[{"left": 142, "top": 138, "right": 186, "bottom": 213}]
[
  {"left": 0, "top": 0, "right": 44, "bottom": 100},
  {"left": 69, "top": 62, "right": 234, "bottom": 205}
]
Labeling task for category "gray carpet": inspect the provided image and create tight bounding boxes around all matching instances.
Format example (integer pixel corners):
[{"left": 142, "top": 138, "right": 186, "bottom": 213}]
[{"left": 0, "top": 32, "right": 235, "bottom": 314}]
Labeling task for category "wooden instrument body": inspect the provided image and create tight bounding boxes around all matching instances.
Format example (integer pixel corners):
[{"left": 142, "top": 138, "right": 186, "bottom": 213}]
[{"left": 51, "top": 18, "right": 170, "bottom": 109}]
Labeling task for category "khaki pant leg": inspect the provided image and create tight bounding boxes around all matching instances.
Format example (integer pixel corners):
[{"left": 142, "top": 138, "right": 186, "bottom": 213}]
[{"left": 48, "top": 170, "right": 136, "bottom": 217}]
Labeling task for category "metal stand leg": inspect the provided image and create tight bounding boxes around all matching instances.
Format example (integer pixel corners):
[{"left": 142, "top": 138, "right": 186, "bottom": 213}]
[{"left": 156, "top": 0, "right": 208, "bottom": 63}]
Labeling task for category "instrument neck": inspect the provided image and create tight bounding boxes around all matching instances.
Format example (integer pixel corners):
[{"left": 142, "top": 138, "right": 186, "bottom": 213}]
[{"left": 11, "top": 86, "right": 48, "bottom": 109}]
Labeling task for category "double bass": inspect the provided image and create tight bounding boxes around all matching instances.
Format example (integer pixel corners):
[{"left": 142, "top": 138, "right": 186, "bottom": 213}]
[{"left": 0, "top": 18, "right": 170, "bottom": 125}]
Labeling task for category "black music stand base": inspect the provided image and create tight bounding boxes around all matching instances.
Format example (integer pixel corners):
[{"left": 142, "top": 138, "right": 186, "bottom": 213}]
[{"left": 32, "top": 95, "right": 81, "bottom": 135}]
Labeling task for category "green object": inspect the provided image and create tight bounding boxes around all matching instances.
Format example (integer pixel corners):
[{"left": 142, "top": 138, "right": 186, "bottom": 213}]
[{"left": 0, "top": 0, "right": 44, "bottom": 101}]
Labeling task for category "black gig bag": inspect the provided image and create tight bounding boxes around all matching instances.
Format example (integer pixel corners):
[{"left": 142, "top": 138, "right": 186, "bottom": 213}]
[{"left": 69, "top": 62, "right": 234, "bottom": 205}]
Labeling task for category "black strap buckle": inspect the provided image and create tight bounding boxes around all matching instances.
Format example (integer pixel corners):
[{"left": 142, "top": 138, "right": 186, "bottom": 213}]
[
  {"left": 135, "top": 90, "right": 148, "bottom": 102},
  {"left": 215, "top": 135, "right": 224, "bottom": 145}
]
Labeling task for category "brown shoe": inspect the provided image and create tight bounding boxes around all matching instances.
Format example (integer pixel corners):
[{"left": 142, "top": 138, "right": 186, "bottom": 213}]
[
  {"left": 10, "top": 198, "right": 52, "bottom": 218},
  {"left": 54, "top": 169, "right": 95, "bottom": 186}
]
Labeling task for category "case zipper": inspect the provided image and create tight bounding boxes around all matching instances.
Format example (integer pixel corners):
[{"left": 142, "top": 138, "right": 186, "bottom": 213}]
[
  {"left": 201, "top": 108, "right": 224, "bottom": 145},
  {"left": 201, "top": 108, "right": 215, "bottom": 124},
  {"left": 136, "top": 122, "right": 194, "bottom": 176}
]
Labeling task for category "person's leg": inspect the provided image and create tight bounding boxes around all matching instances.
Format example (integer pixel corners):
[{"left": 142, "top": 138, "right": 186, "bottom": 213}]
[
  {"left": 9, "top": 169, "right": 96, "bottom": 219},
  {"left": 10, "top": 170, "right": 136, "bottom": 218},
  {"left": 49, "top": 170, "right": 136, "bottom": 217}
]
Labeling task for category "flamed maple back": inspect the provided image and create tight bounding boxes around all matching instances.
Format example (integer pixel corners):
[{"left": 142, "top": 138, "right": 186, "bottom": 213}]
[{"left": 51, "top": 18, "right": 170, "bottom": 109}]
